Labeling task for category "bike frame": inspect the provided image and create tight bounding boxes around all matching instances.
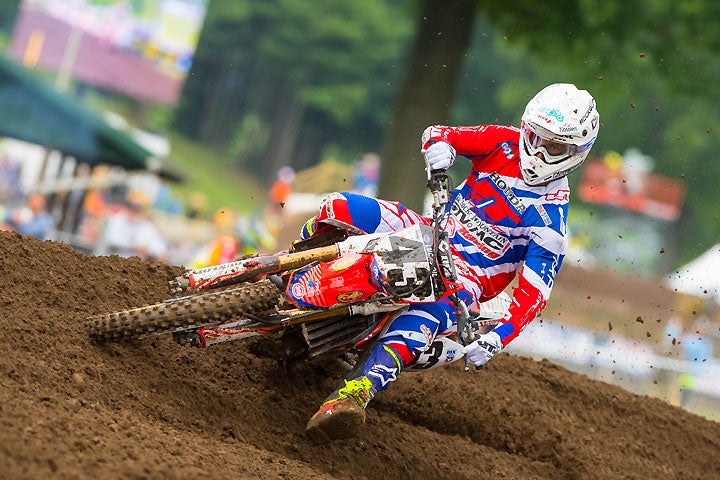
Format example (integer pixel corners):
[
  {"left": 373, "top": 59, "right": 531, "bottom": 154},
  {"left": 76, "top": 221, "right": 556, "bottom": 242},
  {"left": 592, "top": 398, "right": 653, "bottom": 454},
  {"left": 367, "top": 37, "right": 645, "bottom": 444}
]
[{"left": 168, "top": 170, "right": 496, "bottom": 370}]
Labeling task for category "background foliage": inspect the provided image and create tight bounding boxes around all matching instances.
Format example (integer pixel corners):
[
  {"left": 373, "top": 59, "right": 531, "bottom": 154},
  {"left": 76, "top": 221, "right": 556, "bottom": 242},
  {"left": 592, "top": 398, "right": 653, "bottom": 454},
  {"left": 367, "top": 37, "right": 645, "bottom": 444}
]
[
  {"left": 170, "top": 0, "right": 720, "bottom": 270},
  {"left": 173, "top": 0, "right": 413, "bottom": 182},
  {"left": 3, "top": 0, "right": 719, "bottom": 270}
]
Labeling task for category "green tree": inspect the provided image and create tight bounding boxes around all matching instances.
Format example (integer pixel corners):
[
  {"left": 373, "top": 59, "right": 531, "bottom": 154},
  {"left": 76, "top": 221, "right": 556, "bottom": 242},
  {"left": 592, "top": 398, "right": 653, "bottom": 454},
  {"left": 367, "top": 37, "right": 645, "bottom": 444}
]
[
  {"left": 0, "top": 0, "right": 21, "bottom": 47},
  {"left": 174, "top": 0, "right": 720, "bottom": 265},
  {"left": 174, "top": 0, "right": 412, "bottom": 183},
  {"left": 377, "top": 0, "right": 477, "bottom": 210},
  {"left": 377, "top": 0, "right": 720, "bottom": 263}
]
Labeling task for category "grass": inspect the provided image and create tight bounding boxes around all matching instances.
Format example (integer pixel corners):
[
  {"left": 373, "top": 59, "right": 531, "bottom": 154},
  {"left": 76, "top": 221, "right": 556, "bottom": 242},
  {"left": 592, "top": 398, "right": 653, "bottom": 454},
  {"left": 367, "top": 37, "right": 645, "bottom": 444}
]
[{"left": 164, "top": 133, "right": 268, "bottom": 215}]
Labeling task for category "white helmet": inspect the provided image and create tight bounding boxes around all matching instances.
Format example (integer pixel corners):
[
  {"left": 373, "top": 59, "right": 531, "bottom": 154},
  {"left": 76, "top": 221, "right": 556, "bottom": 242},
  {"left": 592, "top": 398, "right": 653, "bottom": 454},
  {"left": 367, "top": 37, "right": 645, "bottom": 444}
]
[{"left": 519, "top": 83, "right": 599, "bottom": 185}]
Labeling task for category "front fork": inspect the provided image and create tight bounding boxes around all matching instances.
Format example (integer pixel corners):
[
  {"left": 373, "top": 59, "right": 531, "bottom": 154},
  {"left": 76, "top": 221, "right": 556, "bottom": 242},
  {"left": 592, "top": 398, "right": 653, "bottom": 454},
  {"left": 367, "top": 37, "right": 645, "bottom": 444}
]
[{"left": 432, "top": 226, "right": 475, "bottom": 370}]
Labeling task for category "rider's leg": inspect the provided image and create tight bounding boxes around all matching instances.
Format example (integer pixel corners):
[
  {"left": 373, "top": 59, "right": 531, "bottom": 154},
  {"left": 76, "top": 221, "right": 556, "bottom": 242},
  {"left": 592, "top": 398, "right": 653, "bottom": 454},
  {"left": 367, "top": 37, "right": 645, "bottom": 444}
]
[
  {"left": 298, "top": 191, "right": 427, "bottom": 241},
  {"left": 305, "top": 301, "right": 455, "bottom": 444}
]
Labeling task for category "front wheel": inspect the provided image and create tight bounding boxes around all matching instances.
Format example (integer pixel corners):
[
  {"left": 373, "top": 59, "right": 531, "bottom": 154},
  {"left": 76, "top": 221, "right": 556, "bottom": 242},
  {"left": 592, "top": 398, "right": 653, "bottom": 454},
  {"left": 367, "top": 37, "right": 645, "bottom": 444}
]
[{"left": 86, "top": 280, "right": 283, "bottom": 342}]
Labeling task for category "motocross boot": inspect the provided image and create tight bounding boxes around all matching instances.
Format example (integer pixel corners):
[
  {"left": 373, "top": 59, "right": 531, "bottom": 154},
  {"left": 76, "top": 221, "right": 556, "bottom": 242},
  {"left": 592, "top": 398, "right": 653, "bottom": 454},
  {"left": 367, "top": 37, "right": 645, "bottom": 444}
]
[{"left": 305, "top": 344, "right": 403, "bottom": 444}]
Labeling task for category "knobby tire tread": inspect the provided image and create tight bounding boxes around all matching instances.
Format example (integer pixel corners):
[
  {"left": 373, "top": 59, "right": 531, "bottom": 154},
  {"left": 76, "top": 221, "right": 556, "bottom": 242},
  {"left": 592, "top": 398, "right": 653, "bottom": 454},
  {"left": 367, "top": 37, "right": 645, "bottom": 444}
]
[{"left": 86, "top": 280, "right": 282, "bottom": 342}]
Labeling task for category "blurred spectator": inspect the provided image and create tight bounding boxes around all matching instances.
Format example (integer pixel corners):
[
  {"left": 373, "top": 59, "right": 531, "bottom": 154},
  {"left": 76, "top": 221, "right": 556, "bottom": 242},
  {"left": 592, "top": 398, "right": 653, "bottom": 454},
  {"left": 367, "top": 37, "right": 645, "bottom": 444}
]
[
  {"left": 352, "top": 153, "right": 380, "bottom": 196},
  {"left": 97, "top": 200, "right": 168, "bottom": 261},
  {"left": 77, "top": 165, "right": 112, "bottom": 245},
  {"left": 266, "top": 166, "right": 295, "bottom": 243},
  {"left": 189, "top": 234, "right": 240, "bottom": 269},
  {"left": 186, "top": 191, "right": 209, "bottom": 219},
  {"left": 212, "top": 206, "right": 236, "bottom": 234},
  {"left": 189, "top": 213, "right": 277, "bottom": 269},
  {"left": 236, "top": 214, "right": 276, "bottom": 255},
  {"left": 0, "top": 155, "right": 22, "bottom": 205},
  {"left": 654, "top": 314, "right": 686, "bottom": 404},
  {"left": 679, "top": 316, "right": 714, "bottom": 407},
  {"left": 60, "top": 163, "right": 91, "bottom": 233},
  {"left": 269, "top": 166, "right": 295, "bottom": 211},
  {"left": 151, "top": 182, "right": 184, "bottom": 216},
  {"left": 661, "top": 314, "right": 684, "bottom": 357},
  {"left": 0, "top": 193, "right": 55, "bottom": 240},
  {"left": 82, "top": 165, "right": 112, "bottom": 216}
]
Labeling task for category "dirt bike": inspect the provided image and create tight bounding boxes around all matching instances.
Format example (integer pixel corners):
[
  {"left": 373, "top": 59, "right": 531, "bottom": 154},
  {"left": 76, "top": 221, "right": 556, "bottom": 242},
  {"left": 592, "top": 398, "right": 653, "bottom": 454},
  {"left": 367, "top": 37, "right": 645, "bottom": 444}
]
[{"left": 86, "top": 169, "right": 510, "bottom": 373}]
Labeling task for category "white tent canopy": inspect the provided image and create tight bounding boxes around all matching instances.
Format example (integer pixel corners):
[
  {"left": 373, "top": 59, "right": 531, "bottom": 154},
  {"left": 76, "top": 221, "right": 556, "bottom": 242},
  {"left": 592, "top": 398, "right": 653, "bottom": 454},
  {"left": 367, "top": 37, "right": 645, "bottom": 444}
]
[{"left": 665, "top": 243, "right": 720, "bottom": 304}]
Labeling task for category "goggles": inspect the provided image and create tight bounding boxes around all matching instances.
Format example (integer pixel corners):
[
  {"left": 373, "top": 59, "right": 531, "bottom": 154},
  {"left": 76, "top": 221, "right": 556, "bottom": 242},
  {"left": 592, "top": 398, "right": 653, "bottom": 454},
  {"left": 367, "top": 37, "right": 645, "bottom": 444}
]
[{"left": 521, "top": 122, "right": 591, "bottom": 164}]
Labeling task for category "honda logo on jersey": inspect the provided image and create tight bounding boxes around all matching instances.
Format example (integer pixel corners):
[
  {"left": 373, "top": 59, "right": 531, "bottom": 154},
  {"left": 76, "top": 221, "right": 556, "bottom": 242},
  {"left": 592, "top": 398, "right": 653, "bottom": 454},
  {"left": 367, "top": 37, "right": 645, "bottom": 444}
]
[{"left": 489, "top": 172, "right": 526, "bottom": 214}]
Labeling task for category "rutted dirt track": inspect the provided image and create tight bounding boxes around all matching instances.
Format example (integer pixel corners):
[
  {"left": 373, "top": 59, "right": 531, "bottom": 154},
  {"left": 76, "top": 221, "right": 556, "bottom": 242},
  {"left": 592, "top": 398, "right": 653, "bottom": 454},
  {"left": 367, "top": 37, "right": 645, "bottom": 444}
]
[{"left": 1, "top": 231, "right": 718, "bottom": 480}]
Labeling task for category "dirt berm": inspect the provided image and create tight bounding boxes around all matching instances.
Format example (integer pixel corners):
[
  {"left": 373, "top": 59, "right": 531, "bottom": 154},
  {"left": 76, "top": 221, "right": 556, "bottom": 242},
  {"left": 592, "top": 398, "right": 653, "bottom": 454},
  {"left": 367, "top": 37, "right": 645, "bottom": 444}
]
[{"left": 0, "top": 231, "right": 718, "bottom": 480}]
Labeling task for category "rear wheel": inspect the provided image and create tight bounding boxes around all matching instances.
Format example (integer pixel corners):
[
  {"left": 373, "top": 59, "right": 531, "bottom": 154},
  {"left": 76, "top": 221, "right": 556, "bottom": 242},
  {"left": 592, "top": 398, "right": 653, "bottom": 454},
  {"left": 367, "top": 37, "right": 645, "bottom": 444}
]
[{"left": 86, "top": 280, "right": 283, "bottom": 342}]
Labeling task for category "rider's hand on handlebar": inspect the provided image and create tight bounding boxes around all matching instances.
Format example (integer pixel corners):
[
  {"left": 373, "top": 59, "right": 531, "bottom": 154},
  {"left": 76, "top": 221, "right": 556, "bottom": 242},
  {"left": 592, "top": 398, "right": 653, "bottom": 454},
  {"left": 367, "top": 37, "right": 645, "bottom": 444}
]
[
  {"left": 464, "top": 331, "right": 503, "bottom": 368},
  {"left": 422, "top": 142, "right": 456, "bottom": 171}
]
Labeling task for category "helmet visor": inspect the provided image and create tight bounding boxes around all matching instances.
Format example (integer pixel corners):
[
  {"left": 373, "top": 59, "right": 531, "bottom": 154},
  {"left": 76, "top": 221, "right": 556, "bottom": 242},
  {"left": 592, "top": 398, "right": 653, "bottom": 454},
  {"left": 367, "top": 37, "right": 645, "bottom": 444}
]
[{"left": 522, "top": 123, "right": 591, "bottom": 164}]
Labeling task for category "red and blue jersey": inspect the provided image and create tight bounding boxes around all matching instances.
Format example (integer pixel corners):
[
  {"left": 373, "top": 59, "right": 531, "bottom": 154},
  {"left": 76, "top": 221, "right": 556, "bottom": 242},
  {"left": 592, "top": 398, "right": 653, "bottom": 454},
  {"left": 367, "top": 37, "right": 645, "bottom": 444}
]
[
  {"left": 301, "top": 124, "right": 569, "bottom": 353},
  {"left": 423, "top": 124, "right": 569, "bottom": 345}
]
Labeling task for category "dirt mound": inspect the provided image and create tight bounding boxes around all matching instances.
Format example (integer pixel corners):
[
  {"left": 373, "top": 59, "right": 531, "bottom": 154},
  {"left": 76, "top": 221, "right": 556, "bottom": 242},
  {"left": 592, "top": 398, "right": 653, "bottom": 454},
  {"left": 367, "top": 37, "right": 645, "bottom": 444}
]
[{"left": 0, "top": 231, "right": 718, "bottom": 480}]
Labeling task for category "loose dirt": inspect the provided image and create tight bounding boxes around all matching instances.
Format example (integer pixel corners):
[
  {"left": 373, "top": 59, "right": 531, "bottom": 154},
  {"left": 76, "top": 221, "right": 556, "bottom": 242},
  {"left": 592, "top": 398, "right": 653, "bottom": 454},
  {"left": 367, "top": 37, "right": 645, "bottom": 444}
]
[{"left": 1, "top": 231, "right": 718, "bottom": 479}]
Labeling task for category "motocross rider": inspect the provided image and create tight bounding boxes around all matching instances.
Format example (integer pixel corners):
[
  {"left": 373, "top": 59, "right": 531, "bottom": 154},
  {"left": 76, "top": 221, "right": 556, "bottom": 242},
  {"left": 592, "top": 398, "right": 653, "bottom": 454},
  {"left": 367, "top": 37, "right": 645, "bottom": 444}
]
[{"left": 303, "top": 83, "right": 600, "bottom": 444}]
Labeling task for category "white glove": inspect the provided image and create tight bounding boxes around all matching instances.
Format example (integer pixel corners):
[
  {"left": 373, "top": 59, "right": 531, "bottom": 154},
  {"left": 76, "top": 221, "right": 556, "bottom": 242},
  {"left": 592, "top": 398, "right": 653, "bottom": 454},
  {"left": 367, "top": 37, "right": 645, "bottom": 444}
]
[
  {"left": 422, "top": 141, "right": 456, "bottom": 171},
  {"left": 464, "top": 331, "right": 503, "bottom": 367}
]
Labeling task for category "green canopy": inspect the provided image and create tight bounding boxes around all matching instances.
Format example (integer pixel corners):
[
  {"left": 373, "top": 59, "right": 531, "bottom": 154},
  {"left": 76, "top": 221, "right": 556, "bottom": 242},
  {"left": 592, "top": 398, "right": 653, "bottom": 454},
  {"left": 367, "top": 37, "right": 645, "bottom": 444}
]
[{"left": 0, "top": 53, "right": 184, "bottom": 182}]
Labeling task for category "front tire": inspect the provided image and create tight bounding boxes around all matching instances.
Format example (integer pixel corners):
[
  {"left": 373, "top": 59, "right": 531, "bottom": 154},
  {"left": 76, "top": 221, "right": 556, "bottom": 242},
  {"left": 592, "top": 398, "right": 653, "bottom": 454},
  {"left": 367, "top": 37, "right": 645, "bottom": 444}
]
[{"left": 86, "top": 279, "right": 283, "bottom": 342}]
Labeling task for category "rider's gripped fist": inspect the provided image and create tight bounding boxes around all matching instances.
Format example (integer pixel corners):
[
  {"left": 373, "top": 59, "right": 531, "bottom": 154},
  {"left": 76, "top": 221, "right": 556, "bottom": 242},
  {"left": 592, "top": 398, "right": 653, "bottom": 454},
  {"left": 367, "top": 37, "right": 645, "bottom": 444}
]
[
  {"left": 464, "top": 331, "right": 503, "bottom": 367},
  {"left": 422, "top": 141, "right": 456, "bottom": 171}
]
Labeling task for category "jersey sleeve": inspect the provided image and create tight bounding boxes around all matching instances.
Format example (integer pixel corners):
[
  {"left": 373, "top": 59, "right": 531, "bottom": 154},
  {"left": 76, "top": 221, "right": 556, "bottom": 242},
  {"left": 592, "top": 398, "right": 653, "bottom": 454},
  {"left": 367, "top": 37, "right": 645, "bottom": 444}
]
[
  {"left": 422, "top": 124, "right": 517, "bottom": 157},
  {"left": 492, "top": 197, "right": 569, "bottom": 346}
]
